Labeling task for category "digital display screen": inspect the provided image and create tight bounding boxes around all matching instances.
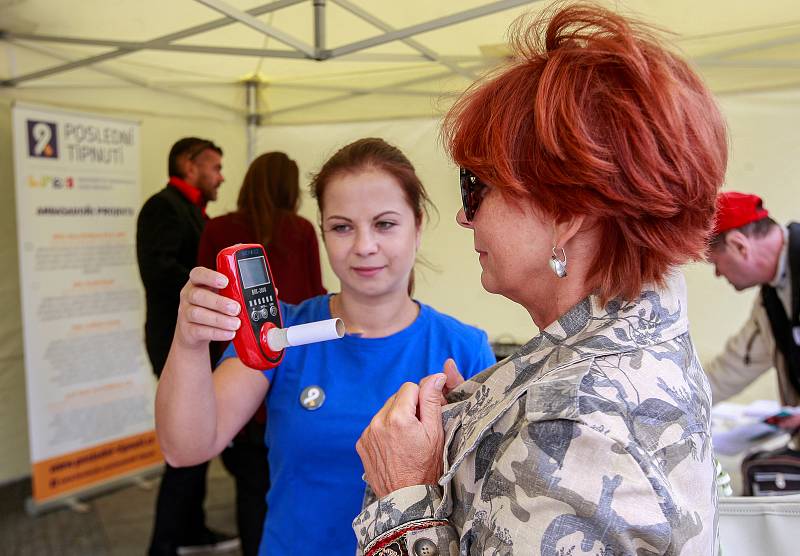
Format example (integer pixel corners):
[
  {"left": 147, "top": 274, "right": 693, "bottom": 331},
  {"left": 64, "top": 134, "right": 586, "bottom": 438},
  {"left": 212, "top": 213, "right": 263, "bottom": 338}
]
[{"left": 238, "top": 256, "right": 270, "bottom": 289}]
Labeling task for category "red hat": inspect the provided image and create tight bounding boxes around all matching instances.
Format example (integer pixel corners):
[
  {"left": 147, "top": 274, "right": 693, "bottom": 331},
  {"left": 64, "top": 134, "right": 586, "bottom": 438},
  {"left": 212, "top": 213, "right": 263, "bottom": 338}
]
[{"left": 713, "top": 191, "right": 769, "bottom": 236}]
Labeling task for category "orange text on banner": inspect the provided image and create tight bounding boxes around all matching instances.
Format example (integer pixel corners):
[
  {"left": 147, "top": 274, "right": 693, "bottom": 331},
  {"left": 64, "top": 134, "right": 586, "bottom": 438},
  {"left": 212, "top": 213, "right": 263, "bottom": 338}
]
[{"left": 31, "top": 430, "right": 162, "bottom": 501}]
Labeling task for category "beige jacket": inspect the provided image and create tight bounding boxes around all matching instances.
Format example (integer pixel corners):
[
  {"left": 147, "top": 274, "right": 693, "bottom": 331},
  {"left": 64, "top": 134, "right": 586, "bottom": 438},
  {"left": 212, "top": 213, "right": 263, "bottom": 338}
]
[
  {"left": 705, "top": 230, "right": 798, "bottom": 406},
  {"left": 354, "top": 273, "right": 717, "bottom": 555}
]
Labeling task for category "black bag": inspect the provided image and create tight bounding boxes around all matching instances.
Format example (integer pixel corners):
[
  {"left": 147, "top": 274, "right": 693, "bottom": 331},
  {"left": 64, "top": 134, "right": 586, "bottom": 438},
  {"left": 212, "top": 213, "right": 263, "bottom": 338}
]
[{"left": 742, "top": 444, "right": 800, "bottom": 496}]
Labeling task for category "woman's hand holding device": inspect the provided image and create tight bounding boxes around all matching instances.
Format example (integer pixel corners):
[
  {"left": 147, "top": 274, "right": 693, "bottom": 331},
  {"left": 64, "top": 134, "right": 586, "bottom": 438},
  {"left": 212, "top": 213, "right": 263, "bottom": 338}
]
[
  {"left": 216, "top": 244, "right": 344, "bottom": 370},
  {"left": 174, "top": 266, "right": 242, "bottom": 351}
]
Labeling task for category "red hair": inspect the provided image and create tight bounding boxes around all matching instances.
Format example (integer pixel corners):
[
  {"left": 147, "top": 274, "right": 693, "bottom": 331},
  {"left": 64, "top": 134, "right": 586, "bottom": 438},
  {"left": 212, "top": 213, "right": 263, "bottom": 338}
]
[{"left": 443, "top": 3, "right": 728, "bottom": 302}]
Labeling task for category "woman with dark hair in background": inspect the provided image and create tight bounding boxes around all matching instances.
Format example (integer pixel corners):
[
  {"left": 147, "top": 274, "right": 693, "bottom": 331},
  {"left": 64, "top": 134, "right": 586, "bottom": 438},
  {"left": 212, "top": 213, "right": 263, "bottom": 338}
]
[
  {"left": 353, "top": 4, "right": 727, "bottom": 555},
  {"left": 196, "top": 151, "right": 325, "bottom": 556},
  {"left": 198, "top": 151, "right": 325, "bottom": 308},
  {"left": 157, "top": 138, "right": 496, "bottom": 556}
]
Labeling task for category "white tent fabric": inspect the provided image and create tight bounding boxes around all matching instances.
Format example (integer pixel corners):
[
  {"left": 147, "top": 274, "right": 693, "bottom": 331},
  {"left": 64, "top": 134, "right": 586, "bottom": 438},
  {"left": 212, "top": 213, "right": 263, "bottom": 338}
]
[
  {"left": 2, "top": 0, "right": 800, "bottom": 124},
  {"left": 0, "top": 0, "right": 799, "bottom": 484}
]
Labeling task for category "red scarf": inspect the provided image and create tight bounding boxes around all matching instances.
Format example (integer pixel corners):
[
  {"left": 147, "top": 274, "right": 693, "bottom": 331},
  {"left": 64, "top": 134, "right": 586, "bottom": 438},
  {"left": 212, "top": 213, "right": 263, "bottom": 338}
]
[{"left": 168, "top": 176, "right": 208, "bottom": 218}]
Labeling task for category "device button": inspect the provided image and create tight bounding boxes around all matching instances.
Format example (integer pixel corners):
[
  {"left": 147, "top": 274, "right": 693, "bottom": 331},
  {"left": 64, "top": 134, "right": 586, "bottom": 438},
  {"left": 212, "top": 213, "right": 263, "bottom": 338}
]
[
  {"left": 251, "top": 310, "right": 260, "bottom": 322},
  {"left": 269, "top": 305, "right": 277, "bottom": 316},
  {"left": 260, "top": 307, "right": 269, "bottom": 319}
]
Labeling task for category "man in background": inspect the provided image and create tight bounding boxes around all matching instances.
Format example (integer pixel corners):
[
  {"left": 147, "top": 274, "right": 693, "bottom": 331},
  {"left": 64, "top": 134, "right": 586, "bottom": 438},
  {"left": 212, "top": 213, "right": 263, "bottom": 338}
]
[
  {"left": 705, "top": 192, "right": 800, "bottom": 425},
  {"left": 137, "top": 137, "right": 236, "bottom": 555}
]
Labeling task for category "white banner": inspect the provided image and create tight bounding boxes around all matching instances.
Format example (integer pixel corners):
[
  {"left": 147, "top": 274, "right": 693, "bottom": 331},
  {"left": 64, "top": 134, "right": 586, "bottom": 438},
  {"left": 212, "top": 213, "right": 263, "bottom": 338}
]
[{"left": 12, "top": 103, "right": 161, "bottom": 503}]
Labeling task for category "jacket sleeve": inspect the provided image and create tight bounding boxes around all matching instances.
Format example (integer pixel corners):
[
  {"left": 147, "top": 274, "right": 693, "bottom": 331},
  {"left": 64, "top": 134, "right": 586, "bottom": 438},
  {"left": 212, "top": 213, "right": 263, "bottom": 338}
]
[
  {"left": 353, "top": 484, "right": 457, "bottom": 556},
  {"left": 353, "top": 421, "right": 687, "bottom": 555},
  {"left": 136, "top": 195, "right": 192, "bottom": 297},
  {"left": 704, "top": 295, "right": 776, "bottom": 404}
]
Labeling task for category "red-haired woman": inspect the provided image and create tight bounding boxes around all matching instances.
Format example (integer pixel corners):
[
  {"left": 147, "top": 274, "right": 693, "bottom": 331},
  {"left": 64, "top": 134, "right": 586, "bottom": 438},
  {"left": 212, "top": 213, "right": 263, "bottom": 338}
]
[{"left": 354, "top": 4, "right": 727, "bottom": 555}]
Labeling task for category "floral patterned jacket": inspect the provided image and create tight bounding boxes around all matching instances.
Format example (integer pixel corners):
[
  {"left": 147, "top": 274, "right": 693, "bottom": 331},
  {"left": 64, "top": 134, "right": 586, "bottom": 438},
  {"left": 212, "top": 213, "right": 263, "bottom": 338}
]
[{"left": 353, "top": 273, "right": 717, "bottom": 555}]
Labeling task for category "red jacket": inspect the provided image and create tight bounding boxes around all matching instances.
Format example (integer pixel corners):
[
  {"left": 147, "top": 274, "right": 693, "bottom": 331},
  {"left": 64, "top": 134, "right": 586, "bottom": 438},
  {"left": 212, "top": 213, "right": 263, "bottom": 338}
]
[{"left": 197, "top": 211, "right": 326, "bottom": 303}]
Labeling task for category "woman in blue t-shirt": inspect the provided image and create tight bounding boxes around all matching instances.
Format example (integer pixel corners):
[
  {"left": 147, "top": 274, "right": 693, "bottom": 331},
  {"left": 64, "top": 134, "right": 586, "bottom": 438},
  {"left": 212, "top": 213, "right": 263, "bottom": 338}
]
[{"left": 155, "top": 138, "right": 496, "bottom": 556}]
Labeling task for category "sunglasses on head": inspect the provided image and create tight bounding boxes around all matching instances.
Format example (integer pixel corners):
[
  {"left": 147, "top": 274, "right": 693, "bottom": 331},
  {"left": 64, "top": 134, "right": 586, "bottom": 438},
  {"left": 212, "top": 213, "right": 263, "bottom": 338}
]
[{"left": 459, "top": 167, "right": 488, "bottom": 221}]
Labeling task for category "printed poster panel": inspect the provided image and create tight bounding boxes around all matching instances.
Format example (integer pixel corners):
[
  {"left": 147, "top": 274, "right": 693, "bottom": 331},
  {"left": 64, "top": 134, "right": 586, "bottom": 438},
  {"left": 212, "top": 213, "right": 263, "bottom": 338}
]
[{"left": 12, "top": 104, "right": 161, "bottom": 502}]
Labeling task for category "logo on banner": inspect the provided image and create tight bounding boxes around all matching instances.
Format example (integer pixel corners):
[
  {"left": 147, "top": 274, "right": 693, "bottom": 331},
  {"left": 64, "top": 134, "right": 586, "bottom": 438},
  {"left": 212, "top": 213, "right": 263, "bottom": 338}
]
[
  {"left": 27, "top": 120, "right": 59, "bottom": 159},
  {"left": 27, "top": 175, "right": 74, "bottom": 189}
]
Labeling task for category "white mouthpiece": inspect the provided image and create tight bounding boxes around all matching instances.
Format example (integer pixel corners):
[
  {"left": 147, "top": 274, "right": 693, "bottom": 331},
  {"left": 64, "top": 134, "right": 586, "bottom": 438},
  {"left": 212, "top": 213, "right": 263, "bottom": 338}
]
[{"left": 266, "top": 318, "right": 346, "bottom": 352}]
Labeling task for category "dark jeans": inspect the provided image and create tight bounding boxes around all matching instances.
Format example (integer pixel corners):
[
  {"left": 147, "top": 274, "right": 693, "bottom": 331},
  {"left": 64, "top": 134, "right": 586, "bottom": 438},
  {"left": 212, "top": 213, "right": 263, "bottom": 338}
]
[
  {"left": 221, "top": 429, "right": 269, "bottom": 556},
  {"left": 148, "top": 461, "right": 210, "bottom": 556}
]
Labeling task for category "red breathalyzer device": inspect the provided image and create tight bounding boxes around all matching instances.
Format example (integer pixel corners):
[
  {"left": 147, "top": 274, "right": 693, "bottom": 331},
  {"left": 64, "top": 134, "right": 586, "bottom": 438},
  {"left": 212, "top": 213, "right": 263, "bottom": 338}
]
[{"left": 217, "top": 244, "right": 284, "bottom": 369}]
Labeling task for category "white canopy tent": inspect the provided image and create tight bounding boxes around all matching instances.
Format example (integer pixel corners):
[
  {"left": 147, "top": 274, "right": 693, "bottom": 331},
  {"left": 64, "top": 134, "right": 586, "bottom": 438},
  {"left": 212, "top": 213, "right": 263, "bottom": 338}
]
[
  {"left": 0, "top": 0, "right": 799, "bottom": 484},
  {"left": 2, "top": 0, "right": 800, "bottom": 126}
]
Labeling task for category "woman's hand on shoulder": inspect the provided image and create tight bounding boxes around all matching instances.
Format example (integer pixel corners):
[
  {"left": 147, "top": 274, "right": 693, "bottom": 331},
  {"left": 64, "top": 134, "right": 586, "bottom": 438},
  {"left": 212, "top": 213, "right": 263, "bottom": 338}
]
[
  {"left": 175, "top": 266, "right": 241, "bottom": 350},
  {"left": 356, "top": 372, "right": 448, "bottom": 498}
]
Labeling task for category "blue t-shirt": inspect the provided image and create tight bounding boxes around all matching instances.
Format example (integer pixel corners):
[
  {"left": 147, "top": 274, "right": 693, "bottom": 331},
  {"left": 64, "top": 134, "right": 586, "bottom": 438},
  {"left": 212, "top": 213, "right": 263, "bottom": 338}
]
[{"left": 220, "top": 295, "right": 495, "bottom": 556}]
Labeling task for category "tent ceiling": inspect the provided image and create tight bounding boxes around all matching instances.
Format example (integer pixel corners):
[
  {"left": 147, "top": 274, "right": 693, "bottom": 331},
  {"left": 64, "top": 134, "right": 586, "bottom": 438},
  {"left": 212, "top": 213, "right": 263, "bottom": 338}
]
[{"left": 1, "top": 0, "right": 799, "bottom": 124}]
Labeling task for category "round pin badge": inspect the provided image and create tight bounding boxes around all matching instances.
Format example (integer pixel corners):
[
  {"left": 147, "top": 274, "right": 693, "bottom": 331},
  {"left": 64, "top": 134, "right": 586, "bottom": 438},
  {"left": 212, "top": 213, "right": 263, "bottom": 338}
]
[{"left": 299, "top": 385, "right": 325, "bottom": 410}]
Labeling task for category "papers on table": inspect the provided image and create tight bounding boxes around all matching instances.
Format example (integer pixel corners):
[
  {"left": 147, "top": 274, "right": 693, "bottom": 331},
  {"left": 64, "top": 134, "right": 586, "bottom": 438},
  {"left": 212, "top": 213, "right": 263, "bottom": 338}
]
[{"left": 712, "top": 401, "right": 798, "bottom": 456}]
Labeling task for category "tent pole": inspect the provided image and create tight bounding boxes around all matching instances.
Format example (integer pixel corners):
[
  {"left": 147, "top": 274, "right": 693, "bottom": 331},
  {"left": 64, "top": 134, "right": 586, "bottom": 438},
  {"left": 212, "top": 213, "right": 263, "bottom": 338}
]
[
  {"left": 1, "top": 0, "right": 306, "bottom": 87},
  {"left": 246, "top": 80, "right": 261, "bottom": 163},
  {"left": 314, "top": 0, "right": 326, "bottom": 55},
  {"left": 331, "top": 0, "right": 477, "bottom": 79},
  {"left": 196, "top": 0, "right": 315, "bottom": 57},
  {"left": 329, "top": 0, "right": 536, "bottom": 59}
]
